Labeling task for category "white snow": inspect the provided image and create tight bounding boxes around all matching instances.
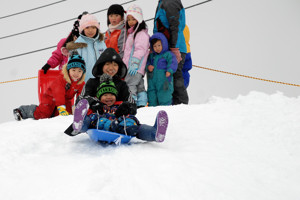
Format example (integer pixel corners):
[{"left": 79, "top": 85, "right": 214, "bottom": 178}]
[
  {"left": 0, "top": 0, "right": 300, "bottom": 199},
  {"left": 0, "top": 91, "right": 300, "bottom": 200}
]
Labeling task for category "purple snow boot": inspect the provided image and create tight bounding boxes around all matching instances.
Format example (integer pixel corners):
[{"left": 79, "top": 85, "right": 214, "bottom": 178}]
[
  {"left": 72, "top": 99, "right": 89, "bottom": 132},
  {"left": 155, "top": 110, "right": 169, "bottom": 142}
]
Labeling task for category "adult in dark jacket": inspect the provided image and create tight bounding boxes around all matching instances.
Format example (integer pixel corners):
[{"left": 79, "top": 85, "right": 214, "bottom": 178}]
[
  {"left": 153, "top": 0, "right": 189, "bottom": 105},
  {"left": 77, "top": 47, "right": 134, "bottom": 106}
]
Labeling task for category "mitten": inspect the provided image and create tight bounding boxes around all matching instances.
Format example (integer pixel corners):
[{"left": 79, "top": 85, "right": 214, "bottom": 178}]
[
  {"left": 57, "top": 105, "right": 69, "bottom": 116},
  {"left": 83, "top": 96, "right": 104, "bottom": 114},
  {"left": 42, "top": 63, "right": 51, "bottom": 74},
  {"left": 115, "top": 102, "right": 136, "bottom": 118},
  {"left": 170, "top": 48, "right": 182, "bottom": 63},
  {"left": 128, "top": 57, "right": 140, "bottom": 76},
  {"left": 90, "top": 101, "right": 104, "bottom": 114}
]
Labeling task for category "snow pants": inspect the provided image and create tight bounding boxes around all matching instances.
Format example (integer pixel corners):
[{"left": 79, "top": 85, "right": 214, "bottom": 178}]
[
  {"left": 172, "top": 53, "right": 189, "bottom": 105},
  {"left": 125, "top": 73, "right": 148, "bottom": 107},
  {"left": 18, "top": 97, "right": 72, "bottom": 120},
  {"left": 147, "top": 69, "right": 174, "bottom": 106}
]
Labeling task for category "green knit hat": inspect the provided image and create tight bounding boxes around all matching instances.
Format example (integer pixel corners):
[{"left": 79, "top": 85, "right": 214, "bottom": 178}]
[{"left": 96, "top": 74, "right": 118, "bottom": 99}]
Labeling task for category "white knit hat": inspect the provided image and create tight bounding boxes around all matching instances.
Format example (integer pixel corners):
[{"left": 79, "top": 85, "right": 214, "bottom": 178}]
[
  {"left": 126, "top": 4, "right": 143, "bottom": 23},
  {"left": 79, "top": 14, "right": 100, "bottom": 33}
]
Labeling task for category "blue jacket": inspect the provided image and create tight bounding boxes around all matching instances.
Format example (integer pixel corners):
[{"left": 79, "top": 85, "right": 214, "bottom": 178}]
[
  {"left": 148, "top": 32, "right": 178, "bottom": 75},
  {"left": 74, "top": 34, "right": 106, "bottom": 81},
  {"left": 153, "top": 0, "right": 187, "bottom": 53}
]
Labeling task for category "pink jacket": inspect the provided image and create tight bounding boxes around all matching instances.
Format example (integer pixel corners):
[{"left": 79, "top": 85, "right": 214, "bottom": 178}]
[
  {"left": 122, "top": 29, "right": 150, "bottom": 76},
  {"left": 47, "top": 38, "right": 68, "bottom": 70}
]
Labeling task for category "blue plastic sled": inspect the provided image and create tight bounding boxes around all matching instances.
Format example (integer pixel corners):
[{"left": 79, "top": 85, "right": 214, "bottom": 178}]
[{"left": 86, "top": 129, "right": 135, "bottom": 145}]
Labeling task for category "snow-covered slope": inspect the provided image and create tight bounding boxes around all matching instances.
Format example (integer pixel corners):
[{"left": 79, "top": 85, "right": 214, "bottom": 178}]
[{"left": 1, "top": 91, "right": 299, "bottom": 200}]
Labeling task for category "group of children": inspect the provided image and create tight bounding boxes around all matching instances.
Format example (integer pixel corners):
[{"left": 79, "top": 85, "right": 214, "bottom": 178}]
[{"left": 13, "top": 2, "right": 193, "bottom": 143}]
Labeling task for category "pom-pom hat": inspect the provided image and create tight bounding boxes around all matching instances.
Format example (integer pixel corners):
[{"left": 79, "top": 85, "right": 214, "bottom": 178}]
[{"left": 67, "top": 54, "right": 86, "bottom": 73}]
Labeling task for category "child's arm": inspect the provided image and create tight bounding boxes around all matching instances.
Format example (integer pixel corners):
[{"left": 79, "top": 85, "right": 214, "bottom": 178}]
[
  {"left": 164, "top": 51, "right": 178, "bottom": 75},
  {"left": 128, "top": 31, "right": 150, "bottom": 76},
  {"left": 46, "top": 38, "right": 66, "bottom": 69},
  {"left": 146, "top": 53, "right": 154, "bottom": 72}
]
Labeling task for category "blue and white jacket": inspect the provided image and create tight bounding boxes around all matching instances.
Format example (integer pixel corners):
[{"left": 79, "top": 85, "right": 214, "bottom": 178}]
[{"left": 153, "top": 0, "right": 187, "bottom": 53}]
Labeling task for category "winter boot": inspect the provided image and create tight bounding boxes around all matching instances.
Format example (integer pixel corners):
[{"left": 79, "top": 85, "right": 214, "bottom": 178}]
[
  {"left": 13, "top": 109, "right": 23, "bottom": 121},
  {"left": 154, "top": 110, "right": 168, "bottom": 142},
  {"left": 72, "top": 99, "right": 89, "bottom": 133}
]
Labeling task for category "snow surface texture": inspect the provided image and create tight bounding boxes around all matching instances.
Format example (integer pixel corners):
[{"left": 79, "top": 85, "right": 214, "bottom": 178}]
[{"left": 0, "top": 91, "right": 300, "bottom": 200}]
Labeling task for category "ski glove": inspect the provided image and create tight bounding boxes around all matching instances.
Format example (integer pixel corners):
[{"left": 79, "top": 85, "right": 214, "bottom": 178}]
[
  {"left": 128, "top": 57, "right": 140, "bottom": 76},
  {"left": 115, "top": 102, "right": 137, "bottom": 118},
  {"left": 90, "top": 101, "right": 104, "bottom": 114},
  {"left": 170, "top": 48, "right": 182, "bottom": 63},
  {"left": 42, "top": 63, "right": 51, "bottom": 74},
  {"left": 57, "top": 105, "right": 69, "bottom": 116}
]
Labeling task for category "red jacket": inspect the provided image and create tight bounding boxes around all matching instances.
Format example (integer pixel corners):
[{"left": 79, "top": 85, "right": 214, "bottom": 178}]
[
  {"left": 105, "top": 23, "right": 126, "bottom": 57},
  {"left": 34, "top": 65, "right": 85, "bottom": 119}
]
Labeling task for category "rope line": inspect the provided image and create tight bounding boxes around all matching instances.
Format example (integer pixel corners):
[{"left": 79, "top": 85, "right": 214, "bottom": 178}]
[
  {"left": 0, "top": 0, "right": 67, "bottom": 19},
  {"left": 0, "top": 76, "right": 38, "bottom": 84},
  {"left": 0, "top": 0, "right": 136, "bottom": 40},
  {"left": 193, "top": 65, "right": 300, "bottom": 87},
  {"left": 1, "top": 65, "right": 299, "bottom": 88}
]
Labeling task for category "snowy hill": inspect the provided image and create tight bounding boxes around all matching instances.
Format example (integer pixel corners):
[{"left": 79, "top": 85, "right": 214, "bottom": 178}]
[{"left": 1, "top": 91, "right": 300, "bottom": 200}]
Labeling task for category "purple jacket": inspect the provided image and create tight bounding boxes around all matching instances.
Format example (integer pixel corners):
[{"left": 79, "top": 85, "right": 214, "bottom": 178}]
[
  {"left": 122, "top": 28, "right": 150, "bottom": 76},
  {"left": 47, "top": 38, "right": 68, "bottom": 70}
]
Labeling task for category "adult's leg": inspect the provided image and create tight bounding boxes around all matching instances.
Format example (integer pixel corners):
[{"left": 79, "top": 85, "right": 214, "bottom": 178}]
[{"left": 172, "top": 53, "right": 189, "bottom": 105}]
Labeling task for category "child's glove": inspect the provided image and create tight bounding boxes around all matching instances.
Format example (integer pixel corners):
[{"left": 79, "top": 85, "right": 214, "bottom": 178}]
[
  {"left": 115, "top": 102, "right": 137, "bottom": 118},
  {"left": 128, "top": 57, "right": 140, "bottom": 76},
  {"left": 41, "top": 63, "right": 51, "bottom": 74},
  {"left": 84, "top": 96, "right": 104, "bottom": 114},
  {"left": 57, "top": 105, "right": 69, "bottom": 116},
  {"left": 170, "top": 48, "right": 182, "bottom": 63},
  {"left": 90, "top": 101, "right": 104, "bottom": 114}
]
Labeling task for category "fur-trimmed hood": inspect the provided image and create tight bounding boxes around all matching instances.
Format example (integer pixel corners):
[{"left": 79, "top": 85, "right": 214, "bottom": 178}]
[
  {"left": 61, "top": 64, "right": 85, "bottom": 85},
  {"left": 66, "top": 32, "right": 104, "bottom": 51}
]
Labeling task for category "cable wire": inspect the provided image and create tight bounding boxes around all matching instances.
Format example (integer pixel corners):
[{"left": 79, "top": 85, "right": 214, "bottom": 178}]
[
  {"left": 0, "top": 0, "right": 67, "bottom": 20},
  {"left": 0, "top": 0, "right": 136, "bottom": 40},
  {"left": 0, "top": 0, "right": 211, "bottom": 61}
]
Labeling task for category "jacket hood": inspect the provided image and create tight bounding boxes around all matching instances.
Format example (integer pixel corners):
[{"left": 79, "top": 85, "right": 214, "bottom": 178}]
[
  {"left": 62, "top": 64, "right": 85, "bottom": 85},
  {"left": 149, "top": 32, "right": 169, "bottom": 54},
  {"left": 92, "top": 48, "right": 127, "bottom": 79},
  {"left": 65, "top": 32, "right": 104, "bottom": 51}
]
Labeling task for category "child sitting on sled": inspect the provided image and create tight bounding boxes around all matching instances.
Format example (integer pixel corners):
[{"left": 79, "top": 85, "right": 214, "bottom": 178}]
[
  {"left": 66, "top": 74, "right": 169, "bottom": 142},
  {"left": 13, "top": 53, "right": 86, "bottom": 120},
  {"left": 71, "top": 74, "right": 139, "bottom": 136}
]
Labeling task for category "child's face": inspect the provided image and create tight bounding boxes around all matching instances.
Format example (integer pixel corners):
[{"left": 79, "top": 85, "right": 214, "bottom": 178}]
[
  {"left": 109, "top": 14, "right": 123, "bottom": 26},
  {"left": 153, "top": 40, "right": 163, "bottom": 54},
  {"left": 127, "top": 15, "right": 137, "bottom": 28},
  {"left": 69, "top": 68, "right": 83, "bottom": 81},
  {"left": 103, "top": 61, "right": 119, "bottom": 77},
  {"left": 84, "top": 26, "right": 97, "bottom": 38},
  {"left": 100, "top": 93, "right": 116, "bottom": 106}
]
